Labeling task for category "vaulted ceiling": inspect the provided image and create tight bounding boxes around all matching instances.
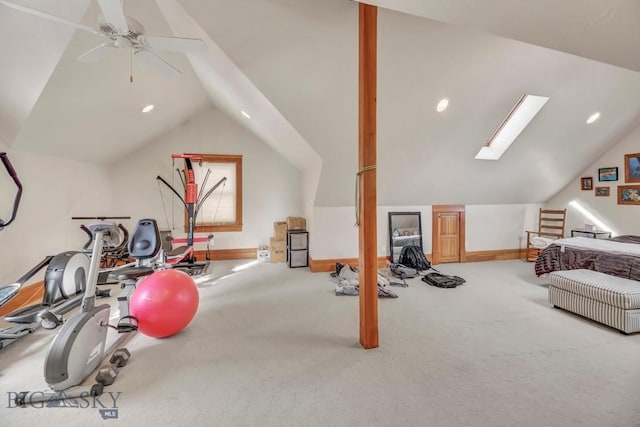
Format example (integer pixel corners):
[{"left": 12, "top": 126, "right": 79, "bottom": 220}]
[{"left": 2, "top": 0, "right": 640, "bottom": 206}]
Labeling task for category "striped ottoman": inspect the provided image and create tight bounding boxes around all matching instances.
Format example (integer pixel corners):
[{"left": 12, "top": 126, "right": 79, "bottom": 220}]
[{"left": 549, "top": 269, "right": 640, "bottom": 334}]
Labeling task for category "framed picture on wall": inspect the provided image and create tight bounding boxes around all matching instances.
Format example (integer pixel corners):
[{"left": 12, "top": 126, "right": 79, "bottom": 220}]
[
  {"left": 581, "top": 177, "right": 593, "bottom": 190},
  {"left": 624, "top": 153, "right": 640, "bottom": 182},
  {"left": 598, "top": 167, "right": 618, "bottom": 182},
  {"left": 595, "top": 186, "right": 610, "bottom": 197},
  {"left": 618, "top": 185, "right": 640, "bottom": 205}
]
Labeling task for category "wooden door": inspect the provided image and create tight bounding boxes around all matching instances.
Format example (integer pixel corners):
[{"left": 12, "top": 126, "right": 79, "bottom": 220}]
[
  {"left": 432, "top": 205, "right": 466, "bottom": 264},
  {"left": 438, "top": 213, "right": 460, "bottom": 262}
]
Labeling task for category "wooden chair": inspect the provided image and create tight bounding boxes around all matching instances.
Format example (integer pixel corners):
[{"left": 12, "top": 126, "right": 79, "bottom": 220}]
[{"left": 525, "top": 208, "right": 567, "bottom": 262}]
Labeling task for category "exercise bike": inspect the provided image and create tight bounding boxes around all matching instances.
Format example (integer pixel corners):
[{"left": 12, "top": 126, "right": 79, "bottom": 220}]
[{"left": 15, "top": 219, "right": 161, "bottom": 405}]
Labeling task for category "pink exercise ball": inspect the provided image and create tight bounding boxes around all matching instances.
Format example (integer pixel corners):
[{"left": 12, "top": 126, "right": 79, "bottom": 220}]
[{"left": 130, "top": 269, "right": 199, "bottom": 338}]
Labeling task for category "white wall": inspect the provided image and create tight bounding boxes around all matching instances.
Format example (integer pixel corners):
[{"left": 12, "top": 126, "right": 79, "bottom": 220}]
[
  {"left": 546, "top": 125, "right": 640, "bottom": 236},
  {"left": 0, "top": 149, "right": 112, "bottom": 286},
  {"left": 108, "top": 107, "right": 303, "bottom": 251},
  {"left": 310, "top": 204, "right": 541, "bottom": 260},
  {"left": 466, "top": 204, "right": 542, "bottom": 251}
]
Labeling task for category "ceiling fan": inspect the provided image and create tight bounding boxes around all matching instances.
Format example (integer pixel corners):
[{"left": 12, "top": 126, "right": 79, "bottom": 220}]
[{"left": 0, "top": 0, "right": 207, "bottom": 79}]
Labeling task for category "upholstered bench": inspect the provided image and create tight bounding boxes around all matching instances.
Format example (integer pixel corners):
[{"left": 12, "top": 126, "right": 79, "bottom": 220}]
[{"left": 549, "top": 269, "right": 640, "bottom": 334}]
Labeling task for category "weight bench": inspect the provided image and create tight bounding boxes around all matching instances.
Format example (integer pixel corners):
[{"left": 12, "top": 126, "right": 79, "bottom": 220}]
[{"left": 549, "top": 269, "right": 640, "bottom": 334}]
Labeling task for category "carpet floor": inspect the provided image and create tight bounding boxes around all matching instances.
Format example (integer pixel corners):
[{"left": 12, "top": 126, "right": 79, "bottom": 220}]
[{"left": 1, "top": 259, "right": 639, "bottom": 426}]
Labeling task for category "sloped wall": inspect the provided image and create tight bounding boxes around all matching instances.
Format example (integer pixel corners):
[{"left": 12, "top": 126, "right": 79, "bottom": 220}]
[
  {"left": 0, "top": 150, "right": 112, "bottom": 286},
  {"left": 546, "top": 125, "right": 640, "bottom": 236},
  {"left": 108, "top": 107, "right": 304, "bottom": 251}
]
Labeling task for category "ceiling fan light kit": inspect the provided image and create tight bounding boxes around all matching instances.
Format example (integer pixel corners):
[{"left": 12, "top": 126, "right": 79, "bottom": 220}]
[{"left": 0, "top": 0, "right": 207, "bottom": 79}]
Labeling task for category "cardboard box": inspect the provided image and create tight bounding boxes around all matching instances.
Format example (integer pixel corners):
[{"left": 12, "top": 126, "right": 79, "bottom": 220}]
[
  {"left": 270, "top": 238, "right": 286, "bottom": 263},
  {"left": 286, "top": 216, "right": 306, "bottom": 231},
  {"left": 273, "top": 221, "right": 287, "bottom": 241}
]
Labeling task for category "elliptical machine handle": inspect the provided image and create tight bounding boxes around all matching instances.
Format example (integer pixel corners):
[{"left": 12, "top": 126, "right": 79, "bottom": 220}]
[
  {"left": 0, "top": 152, "right": 23, "bottom": 229},
  {"left": 1, "top": 152, "right": 19, "bottom": 180}
]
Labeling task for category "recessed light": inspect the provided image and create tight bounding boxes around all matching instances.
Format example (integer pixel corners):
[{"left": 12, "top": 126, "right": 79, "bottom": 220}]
[
  {"left": 241, "top": 110, "right": 251, "bottom": 119},
  {"left": 141, "top": 104, "right": 154, "bottom": 113},
  {"left": 586, "top": 112, "right": 600, "bottom": 124},
  {"left": 436, "top": 98, "right": 449, "bottom": 112}
]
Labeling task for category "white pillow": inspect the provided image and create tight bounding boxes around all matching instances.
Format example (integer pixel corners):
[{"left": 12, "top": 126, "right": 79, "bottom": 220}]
[{"left": 530, "top": 236, "right": 556, "bottom": 248}]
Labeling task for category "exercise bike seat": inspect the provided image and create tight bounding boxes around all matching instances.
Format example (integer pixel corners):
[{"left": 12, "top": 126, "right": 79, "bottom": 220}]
[{"left": 108, "top": 218, "right": 160, "bottom": 282}]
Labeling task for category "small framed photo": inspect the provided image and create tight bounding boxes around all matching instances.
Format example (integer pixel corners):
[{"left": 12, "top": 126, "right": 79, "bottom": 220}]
[
  {"left": 618, "top": 185, "right": 640, "bottom": 205},
  {"left": 595, "top": 186, "right": 610, "bottom": 197},
  {"left": 598, "top": 167, "right": 618, "bottom": 182},
  {"left": 581, "top": 177, "right": 593, "bottom": 191},
  {"left": 624, "top": 153, "right": 640, "bottom": 182}
]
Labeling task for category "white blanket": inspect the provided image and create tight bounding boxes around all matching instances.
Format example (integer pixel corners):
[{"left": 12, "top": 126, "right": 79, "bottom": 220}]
[{"left": 551, "top": 237, "right": 640, "bottom": 257}]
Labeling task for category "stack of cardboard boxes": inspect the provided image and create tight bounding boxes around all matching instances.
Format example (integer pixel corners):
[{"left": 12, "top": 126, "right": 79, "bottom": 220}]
[
  {"left": 270, "top": 221, "right": 288, "bottom": 263},
  {"left": 270, "top": 216, "right": 306, "bottom": 263}
]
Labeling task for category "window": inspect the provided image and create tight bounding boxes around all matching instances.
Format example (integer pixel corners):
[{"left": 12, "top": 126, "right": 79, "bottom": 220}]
[{"left": 185, "top": 153, "right": 242, "bottom": 232}]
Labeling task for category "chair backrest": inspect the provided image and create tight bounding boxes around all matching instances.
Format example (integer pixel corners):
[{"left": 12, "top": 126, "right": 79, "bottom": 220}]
[
  {"left": 537, "top": 209, "right": 566, "bottom": 239},
  {"left": 128, "top": 218, "right": 161, "bottom": 260}
]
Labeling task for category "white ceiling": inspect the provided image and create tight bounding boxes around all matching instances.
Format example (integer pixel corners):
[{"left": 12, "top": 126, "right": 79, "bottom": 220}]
[
  {"left": 365, "top": 0, "right": 640, "bottom": 73},
  {"left": 2, "top": 0, "right": 640, "bottom": 206},
  {"left": 4, "top": 0, "right": 210, "bottom": 163}
]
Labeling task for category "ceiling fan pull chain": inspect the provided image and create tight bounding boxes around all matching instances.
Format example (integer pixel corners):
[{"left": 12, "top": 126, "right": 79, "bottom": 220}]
[{"left": 129, "top": 49, "right": 133, "bottom": 83}]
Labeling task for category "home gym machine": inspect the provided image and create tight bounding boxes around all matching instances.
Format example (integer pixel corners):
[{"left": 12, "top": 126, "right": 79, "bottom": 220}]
[
  {"left": 14, "top": 219, "right": 160, "bottom": 405},
  {"left": 156, "top": 153, "right": 226, "bottom": 276}
]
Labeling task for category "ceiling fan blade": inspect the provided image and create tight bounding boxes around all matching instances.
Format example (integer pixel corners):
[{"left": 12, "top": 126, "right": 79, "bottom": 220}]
[
  {"left": 142, "top": 36, "right": 207, "bottom": 54},
  {"left": 0, "top": 0, "right": 100, "bottom": 35},
  {"left": 97, "top": 0, "right": 129, "bottom": 34},
  {"left": 135, "top": 49, "right": 181, "bottom": 79},
  {"left": 76, "top": 43, "right": 119, "bottom": 62}
]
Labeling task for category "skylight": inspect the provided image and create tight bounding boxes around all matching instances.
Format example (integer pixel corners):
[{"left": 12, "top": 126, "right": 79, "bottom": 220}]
[{"left": 475, "top": 94, "right": 549, "bottom": 160}]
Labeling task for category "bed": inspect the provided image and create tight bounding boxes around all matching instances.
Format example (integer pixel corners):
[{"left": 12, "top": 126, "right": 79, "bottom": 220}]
[{"left": 534, "top": 235, "right": 640, "bottom": 280}]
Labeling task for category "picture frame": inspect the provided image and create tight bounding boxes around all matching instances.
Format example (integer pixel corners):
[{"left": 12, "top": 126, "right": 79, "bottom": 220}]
[
  {"left": 598, "top": 167, "right": 618, "bottom": 182},
  {"left": 594, "top": 186, "right": 610, "bottom": 197},
  {"left": 617, "top": 185, "right": 640, "bottom": 205},
  {"left": 624, "top": 153, "right": 640, "bottom": 182},
  {"left": 580, "top": 177, "right": 593, "bottom": 191}
]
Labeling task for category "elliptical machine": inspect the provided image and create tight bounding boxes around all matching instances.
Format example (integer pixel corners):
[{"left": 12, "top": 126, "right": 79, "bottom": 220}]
[
  {"left": 0, "top": 222, "right": 129, "bottom": 349},
  {"left": 0, "top": 156, "right": 114, "bottom": 349}
]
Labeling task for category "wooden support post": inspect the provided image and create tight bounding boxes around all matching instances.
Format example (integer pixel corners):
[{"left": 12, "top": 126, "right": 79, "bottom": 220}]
[{"left": 358, "top": 3, "right": 378, "bottom": 349}]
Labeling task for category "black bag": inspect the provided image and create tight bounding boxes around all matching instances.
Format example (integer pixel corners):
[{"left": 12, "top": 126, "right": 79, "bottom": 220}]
[
  {"left": 421, "top": 272, "right": 466, "bottom": 288},
  {"left": 398, "top": 245, "right": 431, "bottom": 271},
  {"left": 389, "top": 263, "right": 418, "bottom": 279}
]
